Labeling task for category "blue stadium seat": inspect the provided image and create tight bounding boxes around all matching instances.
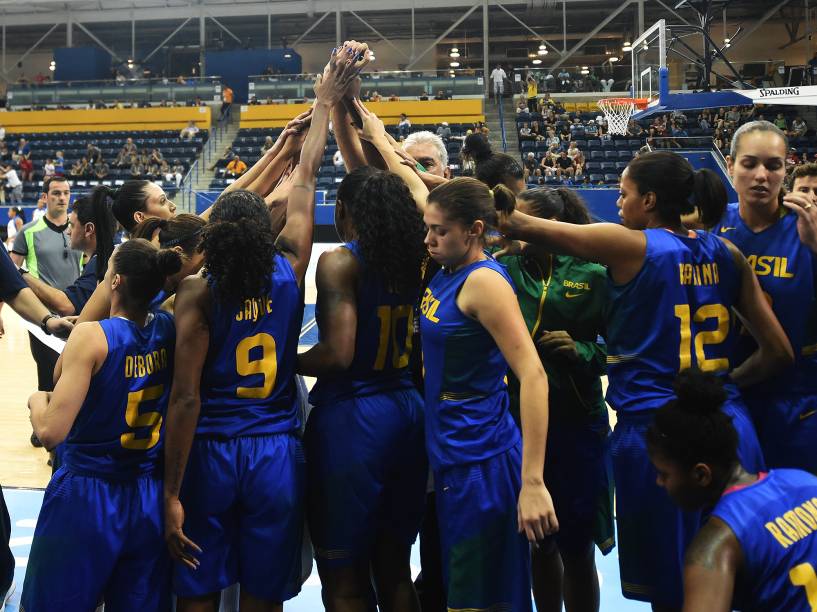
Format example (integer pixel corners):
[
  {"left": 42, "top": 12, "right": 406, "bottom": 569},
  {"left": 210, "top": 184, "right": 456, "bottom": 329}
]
[
  {"left": 590, "top": 150, "right": 604, "bottom": 159},
  {"left": 618, "top": 150, "right": 633, "bottom": 159},
  {"left": 615, "top": 162, "right": 628, "bottom": 171},
  {"left": 604, "top": 150, "right": 618, "bottom": 159},
  {"left": 589, "top": 173, "right": 605, "bottom": 183},
  {"left": 604, "top": 173, "right": 620, "bottom": 184}
]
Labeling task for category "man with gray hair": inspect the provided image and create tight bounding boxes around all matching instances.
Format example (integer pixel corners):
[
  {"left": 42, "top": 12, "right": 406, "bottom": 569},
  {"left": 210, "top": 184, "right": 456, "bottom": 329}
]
[{"left": 403, "top": 130, "right": 450, "bottom": 179}]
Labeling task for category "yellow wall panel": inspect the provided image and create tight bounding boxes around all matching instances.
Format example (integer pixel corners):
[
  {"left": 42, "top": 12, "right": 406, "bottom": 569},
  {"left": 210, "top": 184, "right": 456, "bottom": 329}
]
[{"left": 0, "top": 106, "right": 212, "bottom": 133}]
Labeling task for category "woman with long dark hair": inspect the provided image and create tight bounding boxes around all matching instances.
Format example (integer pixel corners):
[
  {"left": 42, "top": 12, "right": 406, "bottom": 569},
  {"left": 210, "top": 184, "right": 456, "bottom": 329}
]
[
  {"left": 497, "top": 150, "right": 792, "bottom": 610},
  {"left": 298, "top": 166, "right": 428, "bottom": 611},
  {"left": 163, "top": 46, "right": 359, "bottom": 611}
]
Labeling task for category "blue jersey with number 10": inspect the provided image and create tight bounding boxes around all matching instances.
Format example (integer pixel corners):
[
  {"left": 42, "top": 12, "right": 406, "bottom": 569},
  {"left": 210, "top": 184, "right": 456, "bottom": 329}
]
[
  {"left": 605, "top": 229, "right": 741, "bottom": 413},
  {"left": 309, "top": 241, "right": 416, "bottom": 406},
  {"left": 61, "top": 312, "right": 176, "bottom": 479},
  {"left": 712, "top": 469, "right": 817, "bottom": 612},
  {"left": 198, "top": 252, "right": 302, "bottom": 438}
]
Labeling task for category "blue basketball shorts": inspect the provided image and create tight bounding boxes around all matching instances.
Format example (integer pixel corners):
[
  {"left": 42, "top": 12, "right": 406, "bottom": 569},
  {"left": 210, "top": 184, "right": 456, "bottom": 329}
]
[
  {"left": 745, "top": 390, "right": 817, "bottom": 473},
  {"left": 173, "top": 433, "right": 306, "bottom": 603},
  {"left": 304, "top": 388, "right": 427, "bottom": 566},
  {"left": 21, "top": 468, "right": 170, "bottom": 612},
  {"left": 435, "top": 443, "right": 532, "bottom": 612}
]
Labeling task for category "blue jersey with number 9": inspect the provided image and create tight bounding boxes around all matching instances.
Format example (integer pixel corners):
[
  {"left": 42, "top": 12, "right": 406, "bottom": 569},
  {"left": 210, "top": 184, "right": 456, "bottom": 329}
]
[
  {"left": 198, "top": 252, "right": 302, "bottom": 438},
  {"left": 605, "top": 229, "right": 741, "bottom": 413},
  {"left": 308, "top": 241, "right": 416, "bottom": 406},
  {"left": 712, "top": 469, "right": 817, "bottom": 612},
  {"left": 62, "top": 312, "right": 176, "bottom": 478}
]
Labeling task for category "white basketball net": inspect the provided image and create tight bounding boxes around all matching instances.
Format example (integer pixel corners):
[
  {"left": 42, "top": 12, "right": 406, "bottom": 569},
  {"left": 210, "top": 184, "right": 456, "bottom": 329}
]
[{"left": 598, "top": 98, "right": 636, "bottom": 136}]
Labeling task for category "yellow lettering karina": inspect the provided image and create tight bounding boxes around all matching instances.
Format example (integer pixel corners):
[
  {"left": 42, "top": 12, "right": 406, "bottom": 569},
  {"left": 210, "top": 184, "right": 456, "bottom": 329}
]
[
  {"left": 678, "top": 263, "right": 720, "bottom": 286},
  {"left": 421, "top": 288, "right": 441, "bottom": 324}
]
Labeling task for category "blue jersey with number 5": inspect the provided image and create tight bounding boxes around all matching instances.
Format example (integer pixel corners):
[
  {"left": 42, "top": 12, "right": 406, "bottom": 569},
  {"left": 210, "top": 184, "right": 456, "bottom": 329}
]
[
  {"left": 309, "top": 242, "right": 416, "bottom": 406},
  {"left": 62, "top": 312, "right": 175, "bottom": 478},
  {"left": 605, "top": 229, "right": 741, "bottom": 413},
  {"left": 712, "top": 469, "right": 817, "bottom": 612},
  {"left": 198, "top": 252, "right": 302, "bottom": 438}
]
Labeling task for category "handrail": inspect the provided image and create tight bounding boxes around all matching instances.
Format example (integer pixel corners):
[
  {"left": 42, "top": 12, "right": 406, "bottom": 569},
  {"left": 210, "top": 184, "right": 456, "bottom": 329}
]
[{"left": 498, "top": 97, "right": 508, "bottom": 153}]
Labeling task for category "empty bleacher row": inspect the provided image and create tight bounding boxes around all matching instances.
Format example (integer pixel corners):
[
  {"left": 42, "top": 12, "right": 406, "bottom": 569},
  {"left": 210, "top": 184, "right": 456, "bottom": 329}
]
[
  {"left": 3, "top": 130, "right": 207, "bottom": 201},
  {"left": 209, "top": 124, "right": 471, "bottom": 202}
]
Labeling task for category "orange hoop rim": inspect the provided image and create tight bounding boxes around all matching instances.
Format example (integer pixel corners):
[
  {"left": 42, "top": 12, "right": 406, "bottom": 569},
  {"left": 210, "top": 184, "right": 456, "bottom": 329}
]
[{"left": 598, "top": 97, "right": 650, "bottom": 110}]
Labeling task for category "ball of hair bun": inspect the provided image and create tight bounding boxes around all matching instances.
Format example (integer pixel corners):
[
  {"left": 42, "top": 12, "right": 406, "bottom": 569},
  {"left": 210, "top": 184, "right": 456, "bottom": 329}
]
[
  {"left": 673, "top": 369, "right": 726, "bottom": 416},
  {"left": 464, "top": 133, "right": 492, "bottom": 163},
  {"left": 155, "top": 248, "right": 183, "bottom": 277}
]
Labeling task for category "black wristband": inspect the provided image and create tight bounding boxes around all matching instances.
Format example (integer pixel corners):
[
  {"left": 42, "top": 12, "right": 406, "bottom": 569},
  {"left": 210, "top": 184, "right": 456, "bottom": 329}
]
[{"left": 40, "top": 314, "right": 57, "bottom": 335}]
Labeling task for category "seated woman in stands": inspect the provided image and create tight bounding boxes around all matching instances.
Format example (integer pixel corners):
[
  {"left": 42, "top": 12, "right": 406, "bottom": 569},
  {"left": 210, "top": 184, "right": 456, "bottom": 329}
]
[{"left": 70, "top": 157, "right": 89, "bottom": 178}]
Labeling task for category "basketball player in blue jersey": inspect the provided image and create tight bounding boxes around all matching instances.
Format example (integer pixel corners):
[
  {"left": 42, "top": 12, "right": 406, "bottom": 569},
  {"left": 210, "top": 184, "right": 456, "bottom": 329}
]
[
  {"left": 419, "top": 177, "right": 556, "bottom": 612},
  {"left": 297, "top": 166, "right": 428, "bottom": 611},
  {"left": 712, "top": 121, "right": 817, "bottom": 474},
  {"left": 21, "top": 239, "right": 182, "bottom": 611},
  {"left": 497, "top": 150, "right": 793, "bottom": 610},
  {"left": 647, "top": 369, "right": 817, "bottom": 612},
  {"left": 163, "top": 48, "right": 361, "bottom": 612}
]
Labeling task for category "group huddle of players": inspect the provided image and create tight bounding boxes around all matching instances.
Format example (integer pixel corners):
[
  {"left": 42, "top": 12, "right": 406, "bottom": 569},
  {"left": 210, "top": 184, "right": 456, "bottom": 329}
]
[{"left": 13, "top": 39, "right": 817, "bottom": 612}]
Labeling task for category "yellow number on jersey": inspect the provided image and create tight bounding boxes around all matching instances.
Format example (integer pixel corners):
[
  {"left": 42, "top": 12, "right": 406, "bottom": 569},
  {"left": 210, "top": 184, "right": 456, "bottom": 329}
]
[
  {"left": 790, "top": 562, "right": 817, "bottom": 609},
  {"left": 235, "top": 332, "right": 278, "bottom": 399},
  {"left": 120, "top": 384, "right": 164, "bottom": 450},
  {"left": 374, "top": 305, "right": 414, "bottom": 371},
  {"left": 674, "top": 303, "right": 730, "bottom": 372}
]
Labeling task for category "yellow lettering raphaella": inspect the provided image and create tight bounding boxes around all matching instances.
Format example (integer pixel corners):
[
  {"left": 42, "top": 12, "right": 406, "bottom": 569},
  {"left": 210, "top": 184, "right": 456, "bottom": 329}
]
[{"left": 765, "top": 498, "right": 817, "bottom": 549}]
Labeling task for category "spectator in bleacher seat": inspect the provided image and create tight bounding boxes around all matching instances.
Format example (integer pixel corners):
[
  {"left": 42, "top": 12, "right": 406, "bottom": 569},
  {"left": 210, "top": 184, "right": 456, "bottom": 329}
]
[
  {"left": 419, "top": 90, "right": 430, "bottom": 101},
  {"left": 519, "top": 125, "right": 534, "bottom": 141},
  {"left": 790, "top": 115, "right": 808, "bottom": 139},
  {"left": 332, "top": 149, "right": 344, "bottom": 168},
  {"left": 370, "top": 91, "right": 382, "bottom": 102},
  {"left": 786, "top": 148, "right": 800, "bottom": 168},
  {"left": 130, "top": 160, "right": 144, "bottom": 179},
  {"left": 434, "top": 90, "right": 446, "bottom": 100},
  {"left": 0, "top": 143, "right": 10, "bottom": 165},
  {"left": 398, "top": 113, "right": 412, "bottom": 138},
  {"left": 526, "top": 74, "right": 538, "bottom": 113},
  {"left": 5, "top": 207, "right": 24, "bottom": 249},
  {"left": 146, "top": 161, "right": 161, "bottom": 180},
  {"left": 13, "top": 138, "right": 30, "bottom": 162},
  {"left": 584, "top": 120, "right": 599, "bottom": 137},
  {"left": 713, "top": 129, "right": 726, "bottom": 151},
  {"left": 524, "top": 152, "right": 537, "bottom": 176},
  {"left": 403, "top": 130, "right": 451, "bottom": 180},
  {"left": 138, "top": 149, "right": 150, "bottom": 168},
  {"left": 260, "top": 135, "right": 275, "bottom": 155},
  {"left": 0, "top": 165, "right": 22, "bottom": 205},
  {"left": 388, "top": 94, "right": 400, "bottom": 102},
  {"left": 32, "top": 196, "right": 46, "bottom": 222},
  {"left": 43, "top": 159, "right": 55, "bottom": 180},
  {"left": 113, "top": 147, "right": 130, "bottom": 168},
  {"left": 179, "top": 120, "right": 200, "bottom": 141},
  {"left": 70, "top": 158, "right": 89, "bottom": 179},
  {"left": 573, "top": 149, "right": 585, "bottom": 175},
  {"left": 567, "top": 141, "right": 580, "bottom": 160},
  {"left": 516, "top": 97, "right": 528, "bottom": 114},
  {"left": 53, "top": 151, "right": 65, "bottom": 177},
  {"left": 773, "top": 113, "right": 787, "bottom": 133},
  {"left": 0, "top": 125, "right": 4, "bottom": 143},
  {"left": 94, "top": 160, "right": 109, "bottom": 180},
  {"left": 226, "top": 155, "right": 248, "bottom": 177},
  {"left": 649, "top": 115, "right": 667, "bottom": 138},
  {"left": 726, "top": 106, "right": 742, "bottom": 124},
  {"left": 436, "top": 122, "right": 451, "bottom": 140},
  {"left": 150, "top": 148, "right": 164, "bottom": 165},
  {"left": 555, "top": 150, "right": 575, "bottom": 178},
  {"left": 171, "top": 160, "right": 185, "bottom": 186},
  {"left": 86, "top": 142, "right": 102, "bottom": 165},
  {"left": 699, "top": 115, "right": 711, "bottom": 130},
  {"left": 18, "top": 156, "right": 34, "bottom": 182},
  {"left": 557, "top": 68, "right": 571, "bottom": 92},
  {"left": 546, "top": 128, "right": 560, "bottom": 149},
  {"left": 361, "top": 90, "right": 371, "bottom": 101}
]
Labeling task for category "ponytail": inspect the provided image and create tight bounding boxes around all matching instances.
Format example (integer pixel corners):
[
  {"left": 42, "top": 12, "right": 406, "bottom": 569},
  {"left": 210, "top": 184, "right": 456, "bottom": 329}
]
[
  {"left": 104, "top": 180, "right": 152, "bottom": 232},
  {"left": 78, "top": 189, "right": 118, "bottom": 281},
  {"left": 428, "top": 177, "right": 511, "bottom": 237},
  {"left": 111, "top": 239, "right": 182, "bottom": 308},
  {"left": 693, "top": 168, "right": 727, "bottom": 228},
  {"left": 492, "top": 184, "right": 517, "bottom": 216},
  {"left": 132, "top": 214, "right": 204, "bottom": 255},
  {"left": 518, "top": 187, "right": 592, "bottom": 225}
]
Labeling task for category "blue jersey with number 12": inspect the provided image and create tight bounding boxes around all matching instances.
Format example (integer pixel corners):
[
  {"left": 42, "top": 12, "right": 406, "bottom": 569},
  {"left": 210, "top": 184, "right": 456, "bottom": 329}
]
[
  {"left": 198, "top": 252, "right": 302, "bottom": 438},
  {"left": 61, "top": 312, "right": 175, "bottom": 479},
  {"left": 712, "top": 469, "right": 817, "bottom": 612},
  {"left": 605, "top": 229, "right": 741, "bottom": 413},
  {"left": 309, "top": 241, "right": 415, "bottom": 405}
]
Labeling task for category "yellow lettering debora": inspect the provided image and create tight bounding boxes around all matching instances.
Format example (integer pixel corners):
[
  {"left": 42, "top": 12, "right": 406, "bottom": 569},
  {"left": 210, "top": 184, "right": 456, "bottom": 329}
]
[{"left": 124, "top": 348, "right": 168, "bottom": 378}]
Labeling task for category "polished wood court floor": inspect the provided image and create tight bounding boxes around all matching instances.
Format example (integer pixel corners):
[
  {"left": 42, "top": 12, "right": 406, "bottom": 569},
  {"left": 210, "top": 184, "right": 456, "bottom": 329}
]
[{"left": 0, "top": 307, "right": 54, "bottom": 489}]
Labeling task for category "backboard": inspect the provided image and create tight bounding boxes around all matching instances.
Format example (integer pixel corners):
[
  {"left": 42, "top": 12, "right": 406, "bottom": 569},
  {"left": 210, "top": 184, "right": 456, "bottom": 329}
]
[{"left": 631, "top": 19, "right": 669, "bottom": 109}]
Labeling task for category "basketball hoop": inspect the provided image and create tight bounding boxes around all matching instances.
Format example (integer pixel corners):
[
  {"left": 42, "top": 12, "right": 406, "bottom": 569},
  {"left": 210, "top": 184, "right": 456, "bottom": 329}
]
[{"left": 598, "top": 98, "right": 649, "bottom": 136}]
